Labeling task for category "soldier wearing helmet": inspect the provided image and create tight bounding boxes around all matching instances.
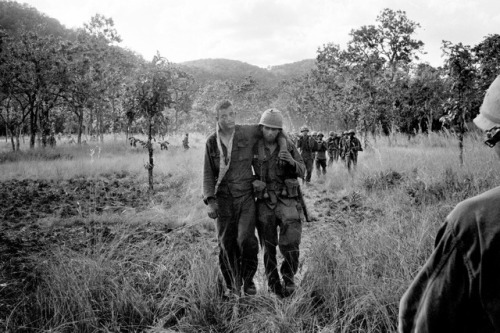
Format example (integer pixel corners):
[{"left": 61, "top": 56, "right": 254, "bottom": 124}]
[
  {"left": 399, "top": 75, "right": 500, "bottom": 332},
  {"left": 252, "top": 108, "right": 306, "bottom": 297},
  {"left": 297, "top": 126, "right": 318, "bottom": 183},
  {"left": 315, "top": 132, "right": 328, "bottom": 177},
  {"left": 203, "top": 101, "right": 289, "bottom": 297},
  {"left": 326, "top": 131, "right": 341, "bottom": 166},
  {"left": 182, "top": 133, "right": 190, "bottom": 150},
  {"left": 344, "top": 129, "right": 362, "bottom": 171}
]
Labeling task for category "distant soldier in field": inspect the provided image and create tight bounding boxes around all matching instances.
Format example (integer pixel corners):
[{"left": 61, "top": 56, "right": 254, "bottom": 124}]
[
  {"left": 315, "top": 132, "right": 328, "bottom": 177},
  {"left": 297, "top": 126, "right": 318, "bottom": 184},
  {"left": 326, "top": 131, "right": 340, "bottom": 166},
  {"left": 203, "top": 100, "right": 289, "bottom": 297},
  {"left": 344, "top": 130, "right": 362, "bottom": 171},
  {"left": 339, "top": 131, "right": 348, "bottom": 163},
  {"left": 160, "top": 140, "right": 170, "bottom": 150},
  {"left": 252, "top": 108, "right": 306, "bottom": 297},
  {"left": 182, "top": 133, "right": 190, "bottom": 150},
  {"left": 398, "top": 74, "right": 500, "bottom": 333},
  {"left": 310, "top": 131, "right": 318, "bottom": 161}
]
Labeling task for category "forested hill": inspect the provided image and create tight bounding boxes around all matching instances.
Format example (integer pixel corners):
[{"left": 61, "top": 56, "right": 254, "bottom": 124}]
[
  {"left": 0, "top": 1, "right": 73, "bottom": 38},
  {"left": 180, "top": 58, "right": 316, "bottom": 86}
]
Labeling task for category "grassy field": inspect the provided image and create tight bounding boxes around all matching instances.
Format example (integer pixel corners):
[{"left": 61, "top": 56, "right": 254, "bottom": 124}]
[{"left": 1, "top": 132, "right": 499, "bottom": 332}]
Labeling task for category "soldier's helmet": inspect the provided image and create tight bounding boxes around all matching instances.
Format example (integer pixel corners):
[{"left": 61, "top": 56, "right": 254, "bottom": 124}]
[
  {"left": 300, "top": 125, "right": 309, "bottom": 133},
  {"left": 317, "top": 132, "right": 324, "bottom": 138},
  {"left": 349, "top": 129, "right": 356, "bottom": 135},
  {"left": 259, "top": 108, "right": 283, "bottom": 129},
  {"left": 311, "top": 131, "right": 318, "bottom": 136},
  {"left": 329, "top": 131, "right": 335, "bottom": 136},
  {"left": 474, "top": 75, "right": 500, "bottom": 131}
]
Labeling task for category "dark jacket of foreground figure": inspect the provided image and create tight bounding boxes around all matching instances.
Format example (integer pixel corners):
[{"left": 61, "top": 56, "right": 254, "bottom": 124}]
[{"left": 399, "top": 186, "right": 500, "bottom": 333}]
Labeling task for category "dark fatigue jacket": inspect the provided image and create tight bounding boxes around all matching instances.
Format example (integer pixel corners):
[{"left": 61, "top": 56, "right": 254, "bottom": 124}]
[
  {"left": 344, "top": 136, "right": 361, "bottom": 155},
  {"left": 316, "top": 140, "right": 328, "bottom": 160},
  {"left": 297, "top": 135, "right": 318, "bottom": 161},
  {"left": 203, "top": 125, "right": 260, "bottom": 202},
  {"left": 327, "top": 136, "right": 340, "bottom": 151},
  {"left": 252, "top": 139, "right": 306, "bottom": 208},
  {"left": 399, "top": 186, "right": 500, "bottom": 333}
]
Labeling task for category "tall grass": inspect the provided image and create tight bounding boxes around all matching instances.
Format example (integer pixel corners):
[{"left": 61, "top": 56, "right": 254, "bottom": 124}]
[{"left": 2, "top": 131, "right": 499, "bottom": 332}]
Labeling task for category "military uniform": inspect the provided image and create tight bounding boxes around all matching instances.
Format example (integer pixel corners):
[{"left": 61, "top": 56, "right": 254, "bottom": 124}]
[
  {"left": 339, "top": 132, "right": 347, "bottom": 162},
  {"left": 344, "top": 133, "right": 362, "bottom": 170},
  {"left": 297, "top": 134, "right": 318, "bottom": 182},
  {"left": 399, "top": 186, "right": 500, "bottom": 332},
  {"left": 252, "top": 139, "right": 306, "bottom": 296},
  {"left": 315, "top": 137, "right": 328, "bottom": 177},
  {"left": 204, "top": 124, "right": 290, "bottom": 294},
  {"left": 326, "top": 134, "right": 340, "bottom": 166},
  {"left": 182, "top": 134, "right": 189, "bottom": 150}
]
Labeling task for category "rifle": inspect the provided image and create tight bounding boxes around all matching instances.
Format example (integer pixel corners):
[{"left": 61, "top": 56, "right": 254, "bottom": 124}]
[{"left": 297, "top": 185, "right": 311, "bottom": 222}]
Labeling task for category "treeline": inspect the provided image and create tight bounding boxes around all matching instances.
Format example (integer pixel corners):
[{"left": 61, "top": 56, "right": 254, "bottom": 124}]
[
  {"left": 279, "top": 9, "right": 500, "bottom": 140},
  {"left": 0, "top": 1, "right": 197, "bottom": 151},
  {"left": 1, "top": 2, "right": 499, "bottom": 152}
]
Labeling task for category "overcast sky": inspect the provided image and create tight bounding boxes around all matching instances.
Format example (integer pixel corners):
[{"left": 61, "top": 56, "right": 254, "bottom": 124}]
[{"left": 19, "top": 0, "right": 500, "bottom": 68}]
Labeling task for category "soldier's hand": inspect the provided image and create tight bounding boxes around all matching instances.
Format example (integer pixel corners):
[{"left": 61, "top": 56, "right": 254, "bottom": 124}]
[
  {"left": 207, "top": 198, "right": 218, "bottom": 219},
  {"left": 279, "top": 150, "right": 295, "bottom": 166}
]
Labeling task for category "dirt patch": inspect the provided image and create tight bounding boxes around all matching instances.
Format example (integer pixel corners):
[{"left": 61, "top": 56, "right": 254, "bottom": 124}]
[{"left": 0, "top": 172, "right": 165, "bottom": 222}]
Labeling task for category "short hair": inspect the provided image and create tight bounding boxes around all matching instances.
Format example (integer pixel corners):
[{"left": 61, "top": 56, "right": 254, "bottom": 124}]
[{"left": 215, "top": 100, "right": 232, "bottom": 117}]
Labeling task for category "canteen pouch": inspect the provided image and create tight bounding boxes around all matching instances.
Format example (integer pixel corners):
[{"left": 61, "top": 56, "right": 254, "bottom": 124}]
[{"left": 284, "top": 179, "right": 299, "bottom": 198}]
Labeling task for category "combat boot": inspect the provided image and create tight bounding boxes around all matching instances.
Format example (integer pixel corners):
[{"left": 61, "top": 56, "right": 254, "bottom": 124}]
[
  {"left": 283, "top": 279, "right": 296, "bottom": 297},
  {"left": 243, "top": 280, "right": 257, "bottom": 296},
  {"left": 268, "top": 281, "right": 284, "bottom": 298}
]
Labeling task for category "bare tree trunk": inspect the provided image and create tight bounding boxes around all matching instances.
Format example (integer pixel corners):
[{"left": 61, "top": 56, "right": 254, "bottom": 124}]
[
  {"left": 147, "top": 115, "right": 154, "bottom": 192},
  {"left": 29, "top": 108, "right": 37, "bottom": 148},
  {"left": 77, "top": 110, "right": 84, "bottom": 144},
  {"left": 9, "top": 128, "right": 15, "bottom": 151},
  {"left": 99, "top": 107, "right": 104, "bottom": 143},
  {"left": 16, "top": 127, "right": 21, "bottom": 151}
]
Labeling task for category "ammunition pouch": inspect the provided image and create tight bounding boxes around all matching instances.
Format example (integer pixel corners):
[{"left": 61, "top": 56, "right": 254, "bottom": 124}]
[{"left": 252, "top": 179, "right": 267, "bottom": 200}]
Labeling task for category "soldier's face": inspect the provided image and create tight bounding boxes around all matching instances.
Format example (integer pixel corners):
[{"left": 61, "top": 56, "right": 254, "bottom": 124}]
[
  {"left": 262, "top": 126, "right": 280, "bottom": 143},
  {"left": 218, "top": 106, "right": 235, "bottom": 131}
]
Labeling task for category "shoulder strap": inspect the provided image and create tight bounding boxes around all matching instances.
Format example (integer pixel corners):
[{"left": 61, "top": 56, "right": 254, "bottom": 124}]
[{"left": 257, "top": 139, "right": 267, "bottom": 182}]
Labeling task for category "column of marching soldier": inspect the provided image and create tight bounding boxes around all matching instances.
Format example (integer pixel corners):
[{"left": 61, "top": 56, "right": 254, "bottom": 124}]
[{"left": 292, "top": 126, "right": 363, "bottom": 183}]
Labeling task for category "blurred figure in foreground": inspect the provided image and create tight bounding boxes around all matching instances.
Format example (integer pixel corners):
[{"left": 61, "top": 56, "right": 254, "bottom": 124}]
[{"left": 399, "top": 74, "right": 500, "bottom": 332}]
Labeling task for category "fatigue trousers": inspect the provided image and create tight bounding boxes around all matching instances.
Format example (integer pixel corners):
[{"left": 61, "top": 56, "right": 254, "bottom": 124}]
[
  {"left": 328, "top": 150, "right": 335, "bottom": 166},
  {"left": 303, "top": 158, "right": 314, "bottom": 182},
  {"left": 346, "top": 151, "right": 358, "bottom": 171},
  {"left": 315, "top": 158, "right": 327, "bottom": 177},
  {"left": 256, "top": 197, "right": 302, "bottom": 289},
  {"left": 216, "top": 192, "right": 259, "bottom": 293}
]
